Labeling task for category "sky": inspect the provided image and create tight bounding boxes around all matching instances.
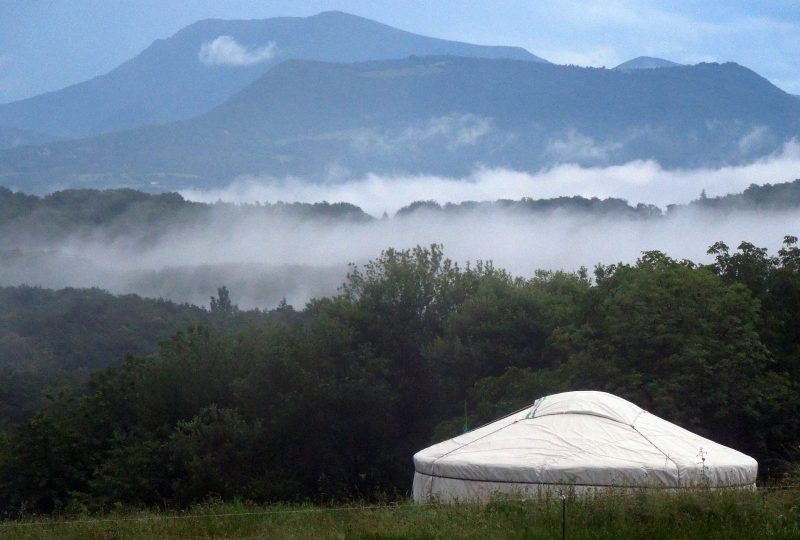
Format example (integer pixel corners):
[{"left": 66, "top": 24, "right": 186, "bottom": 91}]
[{"left": 0, "top": 0, "right": 799, "bottom": 104}]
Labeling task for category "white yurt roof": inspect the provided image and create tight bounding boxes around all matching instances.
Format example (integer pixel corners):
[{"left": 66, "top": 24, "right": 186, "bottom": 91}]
[{"left": 413, "top": 391, "right": 757, "bottom": 502}]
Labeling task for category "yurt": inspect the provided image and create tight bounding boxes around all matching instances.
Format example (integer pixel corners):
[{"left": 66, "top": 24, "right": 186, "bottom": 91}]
[{"left": 413, "top": 391, "right": 757, "bottom": 502}]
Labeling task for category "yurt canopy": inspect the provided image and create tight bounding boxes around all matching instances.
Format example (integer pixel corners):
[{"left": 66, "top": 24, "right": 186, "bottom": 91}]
[{"left": 413, "top": 391, "right": 757, "bottom": 502}]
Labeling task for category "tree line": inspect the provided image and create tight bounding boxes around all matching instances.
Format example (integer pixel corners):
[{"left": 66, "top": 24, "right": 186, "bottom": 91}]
[
  {"left": 2, "top": 179, "right": 800, "bottom": 246},
  {"left": 0, "top": 237, "right": 798, "bottom": 515}
]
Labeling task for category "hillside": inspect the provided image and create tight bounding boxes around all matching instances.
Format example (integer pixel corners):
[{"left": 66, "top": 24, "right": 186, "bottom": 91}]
[
  {"left": 0, "top": 11, "right": 541, "bottom": 140},
  {"left": 0, "top": 125, "right": 58, "bottom": 150},
  {"left": 1, "top": 56, "right": 798, "bottom": 192}
]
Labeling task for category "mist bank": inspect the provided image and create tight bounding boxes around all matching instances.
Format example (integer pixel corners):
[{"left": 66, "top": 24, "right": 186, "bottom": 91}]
[
  {"left": 181, "top": 143, "right": 800, "bottom": 216},
  {"left": 1, "top": 182, "right": 799, "bottom": 309}
]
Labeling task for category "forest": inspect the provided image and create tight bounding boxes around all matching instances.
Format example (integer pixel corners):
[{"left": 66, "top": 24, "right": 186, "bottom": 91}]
[
  {"left": 1, "top": 179, "right": 800, "bottom": 240},
  {"left": 0, "top": 235, "right": 798, "bottom": 515}
]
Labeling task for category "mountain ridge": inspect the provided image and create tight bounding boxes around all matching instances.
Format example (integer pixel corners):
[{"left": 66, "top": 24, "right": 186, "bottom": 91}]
[
  {"left": 1, "top": 56, "right": 798, "bottom": 192},
  {"left": 0, "top": 11, "right": 542, "bottom": 139}
]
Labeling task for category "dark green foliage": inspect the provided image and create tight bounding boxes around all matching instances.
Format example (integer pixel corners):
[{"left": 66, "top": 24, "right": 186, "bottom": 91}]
[
  {"left": 0, "top": 394, "right": 92, "bottom": 514},
  {"left": 0, "top": 286, "right": 206, "bottom": 374},
  {"left": 0, "top": 283, "right": 298, "bottom": 430},
  {"left": 0, "top": 286, "right": 208, "bottom": 429},
  {"left": 0, "top": 240, "right": 798, "bottom": 514},
  {"left": 168, "top": 406, "right": 270, "bottom": 504}
]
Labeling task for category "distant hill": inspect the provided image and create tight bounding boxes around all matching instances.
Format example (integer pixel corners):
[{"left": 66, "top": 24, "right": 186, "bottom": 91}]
[
  {"left": 0, "top": 187, "right": 372, "bottom": 246},
  {"left": 614, "top": 56, "right": 683, "bottom": 70},
  {"left": 0, "top": 11, "right": 542, "bottom": 139},
  {"left": 2, "top": 56, "right": 798, "bottom": 192}
]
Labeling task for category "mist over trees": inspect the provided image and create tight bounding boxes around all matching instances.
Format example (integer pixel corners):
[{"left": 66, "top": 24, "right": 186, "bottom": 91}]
[
  {"left": 0, "top": 238, "right": 798, "bottom": 514},
  {"left": 1, "top": 182, "right": 799, "bottom": 307},
  {"left": 2, "top": 181, "right": 799, "bottom": 242}
]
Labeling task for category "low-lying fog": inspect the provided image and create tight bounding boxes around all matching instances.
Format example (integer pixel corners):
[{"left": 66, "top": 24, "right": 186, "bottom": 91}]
[
  {"left": 181, "top": 140, "right": 800, "bottom": 215},
  {"left": 2, "top": 145, "right": 799, "bottom": 309},
  {"left": 2, "top": 203, "right": 798, "bottom": 310}
]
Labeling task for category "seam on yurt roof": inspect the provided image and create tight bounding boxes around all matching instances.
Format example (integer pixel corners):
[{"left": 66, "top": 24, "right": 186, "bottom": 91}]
[
  {"left": 629, "top": 414, "right": 682, "bottom": 485},
  {"left": 466, "top": 402, "right": 536, "bottom": 434},
  {"left": 430, "top": 406, "right": 533, "bottom": 466}
]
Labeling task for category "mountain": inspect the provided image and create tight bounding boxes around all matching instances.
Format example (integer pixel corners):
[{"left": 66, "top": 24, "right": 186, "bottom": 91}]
[
  {"left": 1, "top": 56, "right": 798, "bottom": 192},
  {"left": 0, "top": 11, "right": 542, "bottom": 140},
  {"left": 0, "top": 126, "right": 59, "bottom": 150},
  {"left": 614, "top": 56, "right": 683, "bottom": 70}
]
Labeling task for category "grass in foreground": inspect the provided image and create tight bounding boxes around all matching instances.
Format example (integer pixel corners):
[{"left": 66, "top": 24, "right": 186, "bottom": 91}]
[{"left": 1, "top": 489, "right": 799, "bottom": 539}]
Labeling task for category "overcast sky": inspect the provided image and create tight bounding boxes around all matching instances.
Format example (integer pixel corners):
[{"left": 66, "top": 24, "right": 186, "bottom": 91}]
[{"left": 1, "top": 0, "right": 798, "bottom": 104}]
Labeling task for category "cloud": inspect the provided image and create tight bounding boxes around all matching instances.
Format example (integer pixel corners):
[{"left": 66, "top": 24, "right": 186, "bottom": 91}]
[
  {"left": 543, "top": 130, "right": 622, "bottom": 163},
  {"left": 198, "top": 36, "right": 276, "bottom": 67},
  {"left": 351, "top": 114, "right": 492, "bottom": 155},
  {"left": 543, "top": 46, "right": 623, "bottom": 68},
  {"left": 737, "top": 126, "right": 773, "bottom": 155},
  {"left": 181, "top": 140, "right": 800, "bottom": 217},
  {"left": 411, "top": 114, "right": 492, "bottom": 148}
]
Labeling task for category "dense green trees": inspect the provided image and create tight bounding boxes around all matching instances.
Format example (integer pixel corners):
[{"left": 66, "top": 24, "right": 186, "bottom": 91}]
[{"left": 0, "top": 239, "right": 798, "bottom": 514}]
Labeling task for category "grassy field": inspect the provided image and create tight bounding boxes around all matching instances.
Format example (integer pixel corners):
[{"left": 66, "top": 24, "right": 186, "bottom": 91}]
[{"left": 1, "top": 489, "right": 799, "bottom": 539}]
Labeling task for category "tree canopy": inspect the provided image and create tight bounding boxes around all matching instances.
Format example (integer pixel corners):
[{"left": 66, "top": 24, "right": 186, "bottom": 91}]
[{"left": 0, "top": 238, "right": 798, "bottom": 514}]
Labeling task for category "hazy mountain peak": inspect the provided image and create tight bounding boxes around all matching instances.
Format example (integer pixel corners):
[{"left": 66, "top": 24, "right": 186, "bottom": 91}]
[
  {"left": 614, "top": 56, "right": 683, "bottom": 70},
  {"left": 0, "top": 11, "right": 544, "bottom": 140}
]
